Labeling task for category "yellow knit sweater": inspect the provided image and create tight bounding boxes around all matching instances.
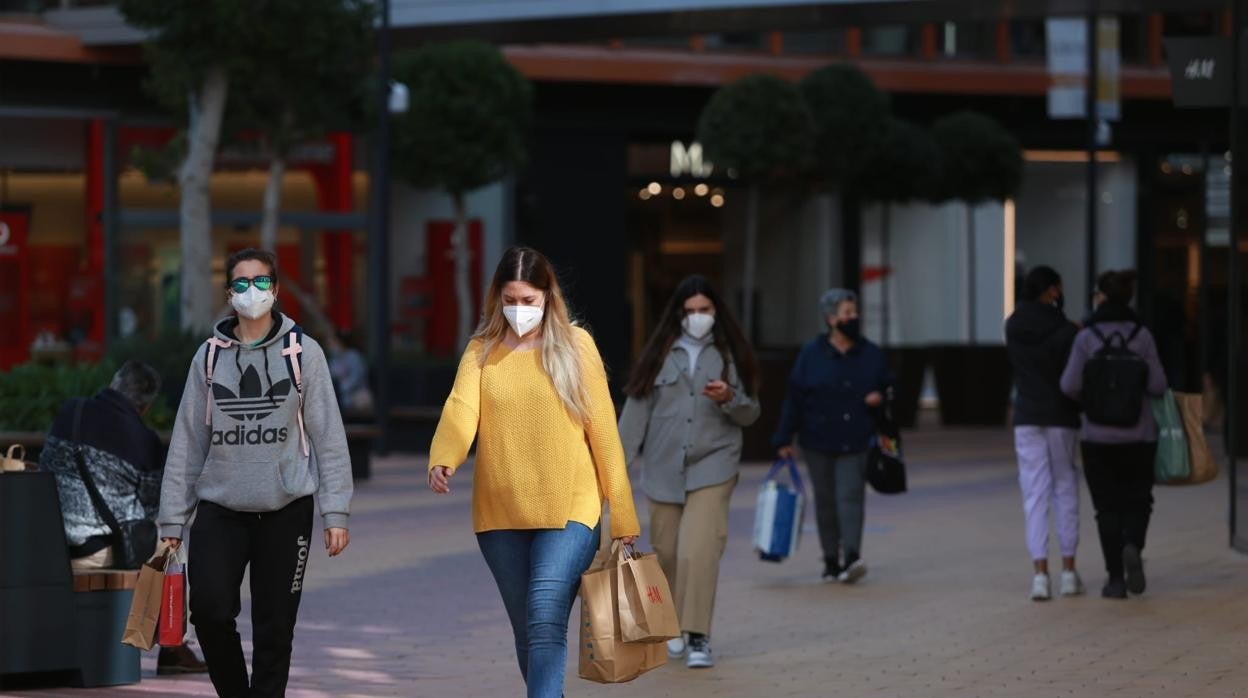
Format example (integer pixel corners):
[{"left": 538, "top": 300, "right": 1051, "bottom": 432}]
[{"left": 428, "top": 327, "right": 641, "bottom": 537}]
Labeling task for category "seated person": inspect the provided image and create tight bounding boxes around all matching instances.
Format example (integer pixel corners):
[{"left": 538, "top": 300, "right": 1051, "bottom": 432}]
[
  {"left": 41, "top": 361, "right": 207, "bottom": 675},
  {"left": 327, "top": 331, "right": 373, "bottom": 413}
]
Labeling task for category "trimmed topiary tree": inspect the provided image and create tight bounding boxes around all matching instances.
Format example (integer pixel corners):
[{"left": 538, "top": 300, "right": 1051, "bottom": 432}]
[
  {"left": 931, "top": 111, "right": 1024, "bottom": 346},
  {"left": 697, "top": 74, "right": 815, "bottom": 338},
  {"left": 800, "top": 64, "right": 892, "bottom": 190},
  {"left": 856, "top": 118, "right": 941, "bottom": 346},
  {"left": 931, "top": 111, "right": 1024, "bottom": 205},
  {"left": 856, "top": 118, "right": 941, "bottom": 205},
  {"left": 392, "top": 41, "right": 533, "bottom": 351}
]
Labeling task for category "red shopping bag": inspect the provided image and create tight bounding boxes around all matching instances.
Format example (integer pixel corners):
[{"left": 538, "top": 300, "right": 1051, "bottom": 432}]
[{"left": 159, "top": 554, "right": 186, "bottom": 647}]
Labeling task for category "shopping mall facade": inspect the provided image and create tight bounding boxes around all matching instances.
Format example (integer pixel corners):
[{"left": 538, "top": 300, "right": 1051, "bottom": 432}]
[{"left": 1, "top": 0, "right": 1244, "bottom": 544}]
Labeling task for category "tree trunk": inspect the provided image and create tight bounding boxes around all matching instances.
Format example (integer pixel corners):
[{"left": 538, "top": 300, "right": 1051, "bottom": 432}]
[
  {"left": 260, "top": 153, "right": 286, "bottom": 252},
  {"left": 742, "top": 185, "right": 760, "bottom": 342},
  {"left": 966, "top": 202, "right": 977, "bottom": 345},
  {"left": 881, "top": 203, "right": 891, "bottom": 347},
  {"left": 452, "top": 193, "right": 474, "bottom": 350},
  {"left": 178, "top": 66, "right": 229, "bottom": 332}
]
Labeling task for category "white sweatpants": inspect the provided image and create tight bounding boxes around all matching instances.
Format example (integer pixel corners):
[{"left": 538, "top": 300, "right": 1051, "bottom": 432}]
[{"left": 1014, "top": 426, "right": 1080, "bottom": 561}]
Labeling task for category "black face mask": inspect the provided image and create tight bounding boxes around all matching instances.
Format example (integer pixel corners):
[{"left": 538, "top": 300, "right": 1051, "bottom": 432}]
[{"left": 835, "top": 318, "right": 861, "bottom": 340}]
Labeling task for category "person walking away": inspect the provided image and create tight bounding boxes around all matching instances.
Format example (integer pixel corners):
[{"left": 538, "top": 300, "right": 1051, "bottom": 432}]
[
  {"left": 427, "top": 246, "right": 640, "bottom": 698},
  {"left": 41, "top": 361, "right": 207, "bottom": 673},
  {"left": 159, "top": 248, "right": 353, "bottom": 697},
  {"left": 618, "top": 276, "right": 760, "bottom": 669},
  {"left": 1060, "top": 270, "right": 1167, "bottom": 600},
  {"left": 772, "top": 289, "right": 894, "bottom": 584},
  {"left": 1005, "top": 266, "right": 1085, "bottom": 601}
]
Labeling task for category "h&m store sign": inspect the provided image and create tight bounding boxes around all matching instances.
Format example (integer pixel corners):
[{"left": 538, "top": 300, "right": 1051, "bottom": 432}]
[
  {"left": 1163, "top": 35, "right": 1248, "bottom": 109},
  {"left": 629, "top": 141, "right": 714, "bottom": 179}
]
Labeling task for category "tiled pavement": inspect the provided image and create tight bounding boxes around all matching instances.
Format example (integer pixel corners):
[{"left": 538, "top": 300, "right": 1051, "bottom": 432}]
[{"left": 7, "top": 427, "right": 1247, "bottom": 697}]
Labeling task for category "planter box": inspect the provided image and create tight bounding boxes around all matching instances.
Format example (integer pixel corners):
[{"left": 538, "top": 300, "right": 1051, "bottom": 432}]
[
  {"left": 929, "top": 344, "right": 1013, "bottom": 426},
  {"left": 885, "top": 347, "right": 928, "bottom": 429}
]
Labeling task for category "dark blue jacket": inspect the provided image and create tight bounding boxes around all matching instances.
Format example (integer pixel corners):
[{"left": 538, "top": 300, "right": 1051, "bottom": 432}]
[{"left": 771, "top": 335, "right": 895, "bottom": 455}]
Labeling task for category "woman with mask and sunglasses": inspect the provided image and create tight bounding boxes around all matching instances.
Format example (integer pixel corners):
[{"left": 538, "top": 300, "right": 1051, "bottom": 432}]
[
  {"left": 158, "top": 248, "right": 353, "bottom": 698},
  {"left": 773, "top": 289, "right": 894, "bottom": 585},
  {"left": 618, "top": 276, "right": 760, "bottom": 669},
  {"left": 428, "top": 246, "right": 639, "bottom": 698}
]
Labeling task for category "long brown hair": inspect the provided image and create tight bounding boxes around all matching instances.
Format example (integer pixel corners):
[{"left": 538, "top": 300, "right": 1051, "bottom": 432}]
[
  {"left": 474, "top": 246, "right": 589, "bottom": 421},
  {"left": 623, "top": 275, "right": 759, "bottom": 399}
]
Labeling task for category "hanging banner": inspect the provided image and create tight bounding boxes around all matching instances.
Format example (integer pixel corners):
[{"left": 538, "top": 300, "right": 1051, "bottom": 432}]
[{"left": 1046, "top": 17, "right": 1120, "bottom": 121}]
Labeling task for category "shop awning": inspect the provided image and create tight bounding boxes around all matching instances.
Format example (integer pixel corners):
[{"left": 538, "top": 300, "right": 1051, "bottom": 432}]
[{"left": 43, "top": 0, "right": 1234, "bottom": 47}]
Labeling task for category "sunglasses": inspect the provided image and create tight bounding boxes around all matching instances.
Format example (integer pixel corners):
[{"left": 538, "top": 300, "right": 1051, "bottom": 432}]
[{"left": 229, "top": 275, "right": 275, "bottom": 294}]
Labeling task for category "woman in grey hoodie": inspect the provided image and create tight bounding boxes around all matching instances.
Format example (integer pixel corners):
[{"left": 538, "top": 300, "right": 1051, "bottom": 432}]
[
  {"left": 159, "top": 248, "right": 353, "bottom": 698},
  {"left": 1060, "top": 270, "right": 1167, "bottom": 600}
]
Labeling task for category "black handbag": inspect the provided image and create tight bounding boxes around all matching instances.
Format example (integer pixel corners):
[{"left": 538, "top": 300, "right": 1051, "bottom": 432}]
[
  {"left": 866, "top": 390, "right": 908, "bottom": 495},
  {"left": 71, "top": 399, "right": 158, "bottom": 570}
]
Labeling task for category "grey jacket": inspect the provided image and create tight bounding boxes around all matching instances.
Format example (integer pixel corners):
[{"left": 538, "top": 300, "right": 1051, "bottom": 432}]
[
  {"left": 158, "top": 313, "right": 353, "bottom": 539},
  {"left": 619, "top": 344, "right": 760, "bottom": 504}
]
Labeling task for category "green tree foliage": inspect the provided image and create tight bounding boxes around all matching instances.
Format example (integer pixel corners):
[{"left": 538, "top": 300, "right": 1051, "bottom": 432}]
[
  {"left": 0, "top": 362, "right": 174, "bottom": 433},
  {"left": 392, "top": 41, "right": 534, "bottom": 196},
  {"left": 855, "top": 118, "right": 942, "bottom": 203},
  {"left": 391, "top": 41, "right": 533, "bottom": 350},
  {"left": 233, "top": 0, "right": 374, "bottom": 158},
  {"left": 120, "top": 0, "right": 254, "bottom": 112},
  {"left": 799, "top": 65, "right": 891, "bottom": 189},
  {"left": 696, "top": 74, "right": 815, "bottom": 183},
  {"left": 931, "top": 111, "right": 1024, "bottom": 203}
]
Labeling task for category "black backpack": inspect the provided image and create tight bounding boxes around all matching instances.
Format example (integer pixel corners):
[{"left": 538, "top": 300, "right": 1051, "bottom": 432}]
[{"left": 1080, "top": 323, "right": 1149, "bottom": 427}]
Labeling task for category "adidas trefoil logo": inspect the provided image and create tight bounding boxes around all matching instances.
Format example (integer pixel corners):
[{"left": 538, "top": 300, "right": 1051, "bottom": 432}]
[{"left": 213, "top": 365, "right": 291, "bottom": 422}]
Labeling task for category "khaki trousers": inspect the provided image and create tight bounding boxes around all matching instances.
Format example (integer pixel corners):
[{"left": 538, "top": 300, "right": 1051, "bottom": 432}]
[
  {"left": 71, "top": 546, "right": 114, "bottom": 571},
  {"left": 648, "top": 475, "right": 736, "bottom": 637}
]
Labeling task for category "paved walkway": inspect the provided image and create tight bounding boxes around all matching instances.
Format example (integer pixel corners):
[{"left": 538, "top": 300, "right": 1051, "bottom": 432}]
[{"left": 7, "top": 427, "right": 1248, "bottom": 698}]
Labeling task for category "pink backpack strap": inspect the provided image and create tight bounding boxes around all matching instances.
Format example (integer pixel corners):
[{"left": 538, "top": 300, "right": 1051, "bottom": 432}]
[
  {"left": 204, "top": 337, "right": 234, "bottom": 426},
  {"left": 281, "top": 331, "right": 309, "bottom": 457}
]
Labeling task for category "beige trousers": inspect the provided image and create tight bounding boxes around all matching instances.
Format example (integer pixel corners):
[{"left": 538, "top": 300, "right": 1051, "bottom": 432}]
[
  {"left": 71, "top": 546, "right": 115, "bottom": 571},
  {"left": 648, "top": 475, "right": 736, "bottom": 637}
]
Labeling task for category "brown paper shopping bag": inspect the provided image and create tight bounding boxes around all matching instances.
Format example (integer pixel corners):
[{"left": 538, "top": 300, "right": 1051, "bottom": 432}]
[
  {"left": 1, "top": 445, "right": 26, "bottom": 472},
  {"left": 578, "top": 540, "right": 665, "bottom": 684},
  {"left": 1173, "top": 392, "right": 1218, "bottom": 485},
  {"left": 617, "top": 546, "right": 680, "bottom": 644},
  {"left": 122, "top": 544, "right": 174, "bottom": 650}
]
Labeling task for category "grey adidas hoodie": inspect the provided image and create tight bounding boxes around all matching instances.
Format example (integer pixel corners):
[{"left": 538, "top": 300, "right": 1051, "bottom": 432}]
[{"left": 158, "top": 312, "right": 352, "bottom": 539}]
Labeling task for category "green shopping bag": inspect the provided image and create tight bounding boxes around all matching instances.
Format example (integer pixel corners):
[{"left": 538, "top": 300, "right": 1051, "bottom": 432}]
[{"left": 1152, "top": 390, "right": 1191, "bottom": 484}]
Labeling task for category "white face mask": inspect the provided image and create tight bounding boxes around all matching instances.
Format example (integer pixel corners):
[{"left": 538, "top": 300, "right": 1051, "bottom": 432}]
[
  {"left": 231, "top": 286, "right": 275, "bottom": 320},
  {"left": 682, "top": 313, "right": 715, "bottom": 340},
  {"left": 503, "top": 305, "right": 544, "bottom": 338}
]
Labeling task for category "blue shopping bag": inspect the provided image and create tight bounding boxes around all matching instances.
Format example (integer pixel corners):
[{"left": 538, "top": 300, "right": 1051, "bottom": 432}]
[{"left": 752, "top": 457, "right": 806, "bottom": 563}]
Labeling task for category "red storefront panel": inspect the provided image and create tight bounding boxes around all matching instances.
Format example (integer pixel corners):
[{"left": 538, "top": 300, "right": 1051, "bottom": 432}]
[{"left": 0, "top": 207, "right": 31, "bottom": 370}]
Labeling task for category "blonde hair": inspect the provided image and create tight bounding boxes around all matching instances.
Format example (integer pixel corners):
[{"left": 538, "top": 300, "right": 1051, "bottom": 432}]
[{"left": 474, "top": 247, "right": 589, "bottom": 421}]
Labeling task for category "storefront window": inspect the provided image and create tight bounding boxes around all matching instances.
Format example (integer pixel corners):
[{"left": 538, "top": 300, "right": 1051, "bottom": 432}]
[
  {"left": 1010, "top": 20, "right": 1046, "bottom": 59},
  {"left": 702, "top": 32, "right": 765, "bottom": 52},
  {"left": 863, "top": 25, "right": 915, "bottom": 57},
  {"left": 782, "top": 30, "right": 847, "bottom": 55}
]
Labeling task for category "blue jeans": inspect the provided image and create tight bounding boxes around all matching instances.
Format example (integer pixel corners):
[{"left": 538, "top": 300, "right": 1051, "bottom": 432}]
[{"left": 477, "top": 522, "right": 600, "bottom": 698}]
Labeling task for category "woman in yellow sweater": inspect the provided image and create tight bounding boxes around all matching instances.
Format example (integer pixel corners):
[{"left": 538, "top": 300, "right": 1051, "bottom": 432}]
[{"left": 428, "top": 246, "right": 640, "bottom": 698}]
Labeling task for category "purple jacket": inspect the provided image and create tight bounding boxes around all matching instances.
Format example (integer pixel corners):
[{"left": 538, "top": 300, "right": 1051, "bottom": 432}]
[{"left": 1060, "top": 319, "right": 1168, "bottom": 444}]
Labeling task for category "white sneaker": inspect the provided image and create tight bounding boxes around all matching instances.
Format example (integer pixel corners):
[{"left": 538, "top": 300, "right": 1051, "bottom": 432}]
[
  {"left": 1060, "top": 570, "right": 1085, "bottom": 597},
  {"left": 1030, "top": 573, "right": 1051, "bottom": 601},
  {"left": 838, "top": 559, "right": 867, "bottom": 584},
  {"left": 686, "top": 635, "right": 713, "bottom": 669},
  {"left": 667, "top": 636, "right": 686, "bottom": 659}
]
